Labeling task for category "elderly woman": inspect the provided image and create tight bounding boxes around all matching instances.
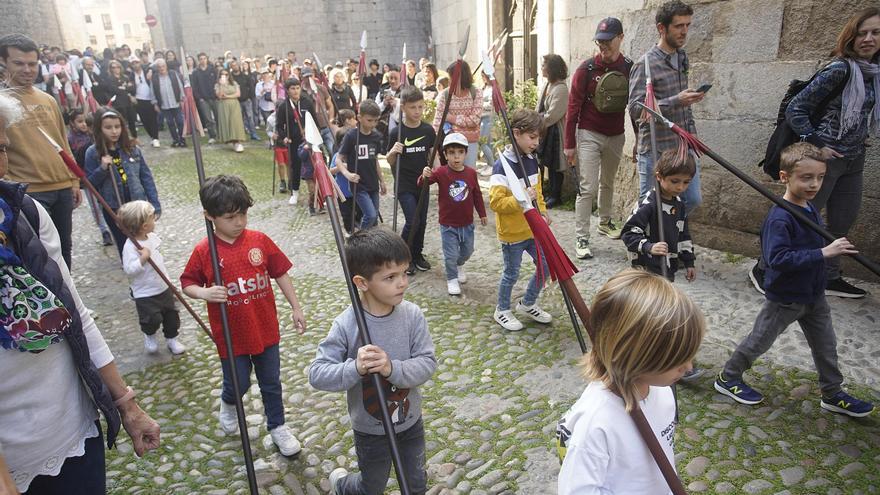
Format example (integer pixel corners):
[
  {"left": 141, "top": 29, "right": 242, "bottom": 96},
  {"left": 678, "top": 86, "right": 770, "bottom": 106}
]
[
  {"left": 0, "top": 91, "right": 160, "bottom": 494},
  {"left": 329, "top": 68, "right": 357, "bottom": 114},
  {"left": 535, "top": 54, "right": 570, "bottom": 208}
]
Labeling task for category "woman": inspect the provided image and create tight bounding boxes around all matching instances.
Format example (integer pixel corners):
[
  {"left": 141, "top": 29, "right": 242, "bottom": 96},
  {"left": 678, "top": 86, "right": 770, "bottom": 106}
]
[
  {"left": 0, "top": 92, "right": 160, "bottom": 495},
  {"left": 478, "top": 71, "right": 496, "bottom": 171},
  {"left": 404, "top": 59, "right": 418, "bottom": 86},
  {"left": 329, "top": 69, "right": 357, "bottom": 114},
  {"left": 103, "top": 60, "right": 139, "bottom": 141},
  {"left": 164, "top": 50, "right": 181, "bottom": 73},
  {"left": 422, "top": 62, "right": 439, "bottom": 100},
  {"left": 535, "top": 54, "right": 569, "bottom": 208},
  {"left": 350, "top": 73, "right": 368, "bottom": 103},
  {"left": 752, "top": 7, "right": 879, "bottom": 298},
  {"left": 184, "top": 55, "right": 196, "bottom": 73},
  {"left": 215, "top": 68, "right": 249, "bottom": 152},
  {"left": 432, "top": 61, "right": 482, "bottom": 167}
]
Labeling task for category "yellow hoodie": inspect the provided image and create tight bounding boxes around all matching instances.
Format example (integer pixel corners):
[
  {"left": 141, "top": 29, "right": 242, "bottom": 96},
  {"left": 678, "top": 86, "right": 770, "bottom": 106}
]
[{"left": 488, "top": 146, "right": 547, "bottom": 243}]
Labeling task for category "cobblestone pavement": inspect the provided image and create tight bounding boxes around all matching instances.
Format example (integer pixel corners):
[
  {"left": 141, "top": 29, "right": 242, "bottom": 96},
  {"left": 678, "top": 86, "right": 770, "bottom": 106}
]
[{"left": 69, "top": 138, "right": 880, "bottom": 494}]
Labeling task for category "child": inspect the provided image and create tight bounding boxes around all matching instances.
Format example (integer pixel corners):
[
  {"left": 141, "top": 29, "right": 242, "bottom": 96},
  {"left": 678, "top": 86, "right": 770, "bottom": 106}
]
[
  {"left": 489, "top": 108, "right": 552, "bottom": 332},
  {"left": 118, "top": 200, "right": 185, "bottom": 355},
  {"left": 387, "top": 86, "right": 436, "bottom": 274},
  {"left": 714, "top": 142, "right": 874, "bottom": 417},
  {"left": 556, "top": 269, "right": 705, "bottom": 494},
  {"left": 419, "top": 132, "right": 487, "bottom": 295},
  {"left": 621, "top": 149, "right": 697, "bottom": 283},
  {"left": 336, "top": 100, "right": 387, "bottom": 230},
  {"left": 309, "top": 227, "right": 437, "bottom": 495},
  {"left": 266, "top": 110, "right": 290, "bottom": 193},
  {"left": 67, "top": 108, "right": 112, "bottom": 247},
  {"left": 180, "top": 175, "right": 308, "bottom": 455},
  {"left": 335, "top": 109, "right": 357, "bottom": 140}
]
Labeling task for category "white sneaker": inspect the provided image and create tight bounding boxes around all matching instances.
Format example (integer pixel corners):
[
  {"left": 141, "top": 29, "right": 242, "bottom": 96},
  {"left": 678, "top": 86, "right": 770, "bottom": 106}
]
[
  {"left": 269, "top": 424, "right": 302, "bottom": 456},
  {"left": 208, "top": 138, "right": 216, "bottom": 144},
  {"left": 288, "top": 190, "right": 299, "bottom": 205},
  {"left": 218, "top": 400, "right": 238, "bottom": 434},
  {"left": 144, "top": 334, "right": 158, "bottom": 353},
  {"left": 493, "top": 308, "right": 523, "bottom": 331},
  {"left": 457, "top": 265, "right": 467, "bottom": 284},
  {"left": 329, "top": 467, "right": 349, "bottom": 495},
  {"left": 516, "top": 300, "right": 553, "bottom": 324},
  {"left": 166, "top": 337, "right": 186, "bottom": 355},
  {"left": 151, "top": 139, "right": 160, "bottom": 148},
  {"left": 447, "top": 278, "right": 461, "bottom": 295},
  {"left": 234, "top": 143, "right": 244, "bottom": 153}
]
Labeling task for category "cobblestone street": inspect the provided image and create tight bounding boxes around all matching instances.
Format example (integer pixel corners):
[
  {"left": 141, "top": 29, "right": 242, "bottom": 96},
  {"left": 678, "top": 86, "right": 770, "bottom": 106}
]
[{"left": 70, "top": 139, "right": 880, "bottom": 494}]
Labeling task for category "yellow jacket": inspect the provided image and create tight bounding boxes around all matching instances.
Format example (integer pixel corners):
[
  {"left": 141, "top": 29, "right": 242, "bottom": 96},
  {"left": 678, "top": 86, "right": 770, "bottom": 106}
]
[{"left": 488, "top": 147, "right": 547, "bottom": 243}]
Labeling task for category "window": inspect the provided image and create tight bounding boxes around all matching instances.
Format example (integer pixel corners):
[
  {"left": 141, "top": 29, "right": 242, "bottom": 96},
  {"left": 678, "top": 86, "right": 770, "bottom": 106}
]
[
  {"left": 85, "top": 15, "right": 92, "bottom": 23},
  {"left": 123, "top": 23, "right": 131, "bottom": 37},
  {"left": 102, "top": 14, "right": 112, "bottom": 31},
  {"left": 106, "top": 34, "right": 115, "bottom": 47},
  {"left": 89, "top": 35, "right": 98, "bottom": 45}
]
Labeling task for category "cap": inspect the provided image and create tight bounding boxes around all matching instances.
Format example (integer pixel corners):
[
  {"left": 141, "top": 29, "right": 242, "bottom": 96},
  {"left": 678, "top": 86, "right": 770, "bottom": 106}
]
[
  {"left": 594, "top": 17, "right": 623, "bottom": 41},
  {"left": 442, "top": 132, "right": 468, "bottom": 149},
  {"left": 301, "top": 67, "right": 313, "bottom": 77}
]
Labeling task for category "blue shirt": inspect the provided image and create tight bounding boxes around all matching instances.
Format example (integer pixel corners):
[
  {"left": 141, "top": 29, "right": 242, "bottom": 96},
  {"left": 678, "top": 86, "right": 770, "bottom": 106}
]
[{"left": 761, "top": 200, "right": 826, "bottom": 304}]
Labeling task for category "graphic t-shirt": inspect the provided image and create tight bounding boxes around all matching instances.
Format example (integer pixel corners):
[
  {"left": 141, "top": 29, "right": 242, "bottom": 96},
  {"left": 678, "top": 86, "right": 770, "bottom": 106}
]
[
  {"left": 108, "top": 148, "right": 131, "bottom": 203},
  {"left": 419, "top": 165, "right": 486, "bottom": 227},
  {"left": 388, "top": 122, "right": 435, "bottom": 194},
  {"left": 180, "top": 229, "right": 292, "bottom": 358},
  {"left": 338, "top": 128, "right": 383, "bottom": 192}
]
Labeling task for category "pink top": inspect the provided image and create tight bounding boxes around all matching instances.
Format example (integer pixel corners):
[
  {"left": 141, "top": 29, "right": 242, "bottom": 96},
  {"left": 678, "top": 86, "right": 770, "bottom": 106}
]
[{"left": 433, "top": 88, "right": 482, "bottom": 143}]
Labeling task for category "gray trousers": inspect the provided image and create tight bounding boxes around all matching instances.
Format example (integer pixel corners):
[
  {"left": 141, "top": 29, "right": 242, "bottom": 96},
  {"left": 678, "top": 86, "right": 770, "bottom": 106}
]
[
  {"left": 722, "top": 297, "right": 843, "bottom": 396},
  {"left": 196, "top": 98, "right": 218, "bottom": 139},
  {"left": 336, "top": 418, "right": 427, "bottom": 495}
]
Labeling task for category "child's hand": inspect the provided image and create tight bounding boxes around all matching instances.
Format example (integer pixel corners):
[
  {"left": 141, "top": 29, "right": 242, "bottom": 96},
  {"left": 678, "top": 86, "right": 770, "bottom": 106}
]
[
  {"left": 200, "top": 285, "right": 228, "bottom": 303},
  {"left": 526, "top": 187, "right": 537, "bottom": 201},
  {"left": 821, "top": 237, "right": 858, "bottom": 258},
  {"left": 291, "top": 307, "right": 306, "bottom": 334},
  {"left": 137, "top": 246, "right": 151, "bottom": 264},
  {"left": 283, "top": 137, "right": 291, "bottom": 145},
  {"left": 686, "top": 267, "right": 696, "bottom": 282},
  {"left": 357, "top": 344, "right": 392, "bottom": 377},
  {"left": 346, "top": 171, "right": 360, "bottom": 183},
  {"left": 422, "top": 166, "right": 432, "bottom": 179},
  {"left": 542, "top": 213, "right": 552, "bottom": 226},
  {"left": 480, "top": 216, "right": 488, "bottom": 226},
  {"left": 100, "top": 155, "right": 113, "bottom": 170},
  {"left": 390, "top": 142, "right": 403, "bottom": 156},
  {"left": 650, "top": 242, "right": 669, "bottom": 256}
]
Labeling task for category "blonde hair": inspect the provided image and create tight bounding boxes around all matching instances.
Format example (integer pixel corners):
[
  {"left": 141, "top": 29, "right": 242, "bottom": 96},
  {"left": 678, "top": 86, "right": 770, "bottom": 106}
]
[
  {"left": 779, "top": 142, "right": 824, "bottom": 175},
  {"left": 583, "top": 269, "right": 705, "bottom": 411},
  {"left": 117, "top": 200, "right": 155, "bottom": 236}
]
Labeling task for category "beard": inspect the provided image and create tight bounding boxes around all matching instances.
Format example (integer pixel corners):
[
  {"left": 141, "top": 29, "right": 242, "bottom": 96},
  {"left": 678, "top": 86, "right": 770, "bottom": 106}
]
[{"left": 665, "top": 31, "right": 685, "bottom": 50}]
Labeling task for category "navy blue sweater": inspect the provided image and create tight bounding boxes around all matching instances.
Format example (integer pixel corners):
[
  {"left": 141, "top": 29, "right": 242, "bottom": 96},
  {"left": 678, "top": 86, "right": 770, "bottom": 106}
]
[{"left": 761, "top": 200, "right": 826, "bottom": 304}]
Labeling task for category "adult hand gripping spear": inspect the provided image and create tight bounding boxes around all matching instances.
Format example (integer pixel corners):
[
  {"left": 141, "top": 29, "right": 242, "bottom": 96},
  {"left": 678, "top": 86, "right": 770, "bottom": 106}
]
[
  {"left": 305, "top": 112, "right": 413, "bottom": 495},
  {"left": 391, "top": 42, "right": 407, "bottom": 233},
  {"left": 180, "top": 48, "right": 261, "bottom": 495}
]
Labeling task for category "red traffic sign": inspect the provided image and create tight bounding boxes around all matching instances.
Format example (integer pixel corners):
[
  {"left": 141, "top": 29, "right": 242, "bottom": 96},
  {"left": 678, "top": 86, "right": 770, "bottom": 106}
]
[{"left": 145, "top": 15, "right": 158, "bottom": 27}]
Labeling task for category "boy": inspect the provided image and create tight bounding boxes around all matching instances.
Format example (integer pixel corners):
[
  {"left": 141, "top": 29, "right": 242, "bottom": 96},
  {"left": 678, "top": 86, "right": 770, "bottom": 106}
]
[
  {"left": 180, "top": 175, "right": 308, "bottom": 455},
  {"left": 335, "top": 109, "right": 357, "bottom": 142},
  {"left": 337, "top": 100, "right": 387, "bottom": 230},
  {"left": 387, "top": 86, "right": 436, "bottom": 274},
  {"left": 309, "top": 227, "right": 437, "bottom": 494},
  {"left": 715, "top": 143, "right": 873, "bottom": 417},
  {"left": 489, "top": 109, "right": 553, "bottom": 332},
  {"left": 420, "top": 132, "right": 487, "bottom": 295},
  {"left": 620, "top": 149, "right": 696, "bottom": 283},
  {"left": 119, "top": 200, "right": 185, "bottom": 355}
]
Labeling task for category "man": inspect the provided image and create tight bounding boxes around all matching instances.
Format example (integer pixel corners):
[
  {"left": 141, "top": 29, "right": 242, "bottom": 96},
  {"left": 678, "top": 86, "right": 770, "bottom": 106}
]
[
  {"left": 564, "top": 18, "right": 632, "bottom": 259},
  {"left": 191, "top": 52, "right": 219, "bottom": 144},
  {"left": 287, "top": 51, "right": 297, "bottom": 66},
  {"left": 363, "top": 59, "right": 382, "bottom": 99},
  {"left": 0, "top": 34, "right": 81, "bottom": 269},
  {"left": 628, "top": 0, "right": 704, "bottom": 214},
  {"left": 300, "top": 67, "right": 335, "bottom": 152},
  {"left": 376, "top": 70, "right": 402, "bottom": 148},
  {"left": 80, "top": 56, "right": 111, "bottom": 105},
  {"left": 150, "top": 58, "right": 186, "bottom": 147},
  {"left": 230, "top": 60, "right": 260, "bottom": 140}
]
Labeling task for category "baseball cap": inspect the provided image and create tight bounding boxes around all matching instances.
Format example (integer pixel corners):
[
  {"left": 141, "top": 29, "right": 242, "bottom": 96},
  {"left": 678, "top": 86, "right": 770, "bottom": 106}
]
[
  {"left": 594, "top": 17, "right": 623, "bottom": 41},
  {"left": 301, "top": 66, "right": 313, "bottom": 78},
  {"left": 442, "top": 132, "right": 468, "bottom": 149}
]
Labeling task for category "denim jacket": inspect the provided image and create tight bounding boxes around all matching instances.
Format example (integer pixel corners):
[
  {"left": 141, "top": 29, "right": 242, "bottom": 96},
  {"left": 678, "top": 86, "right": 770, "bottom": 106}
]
[{"left": 84, "top": 144, "right": 161, "bottom": 214}]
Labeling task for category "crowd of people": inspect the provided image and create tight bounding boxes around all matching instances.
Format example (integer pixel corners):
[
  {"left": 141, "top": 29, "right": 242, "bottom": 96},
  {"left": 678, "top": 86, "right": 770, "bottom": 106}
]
[{"left": 0, "top": 1, "right": 877, "bottom": 494}]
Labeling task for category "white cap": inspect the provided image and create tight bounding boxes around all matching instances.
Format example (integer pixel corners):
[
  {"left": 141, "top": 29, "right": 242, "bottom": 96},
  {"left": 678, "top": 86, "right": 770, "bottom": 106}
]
[{"left": 442, "top": 132, "right": 468, "bottom": 149}]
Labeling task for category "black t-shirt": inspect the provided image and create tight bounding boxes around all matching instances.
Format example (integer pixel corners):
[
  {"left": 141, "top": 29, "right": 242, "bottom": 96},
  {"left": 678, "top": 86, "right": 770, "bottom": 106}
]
[
  {"left": 363, "top": 72, "right": 383, "bottom": 99},
  {"left": 339, "top": 128, "right": 383, "bottom": 192},
  {"left": 388, "top": 122, "right": 435, "bottom": 194},
  {"left": 108, "top": 148, "right": 132, "bottom": 203}
]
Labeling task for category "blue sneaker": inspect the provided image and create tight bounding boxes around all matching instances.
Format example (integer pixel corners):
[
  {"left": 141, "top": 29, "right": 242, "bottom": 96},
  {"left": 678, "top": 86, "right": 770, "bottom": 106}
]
[
  {"left": 820, "top": 391, "right": 875, "bottom": 418},
  {"left": 714, "top": 372, "right": 764, "bottom": 405}
]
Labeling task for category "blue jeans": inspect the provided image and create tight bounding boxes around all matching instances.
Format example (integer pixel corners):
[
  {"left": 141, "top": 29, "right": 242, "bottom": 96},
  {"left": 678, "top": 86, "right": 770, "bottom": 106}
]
[
  {"left": 479, "top": 115, "right": 495, "bottom": 165},
  {"left": 160, "top": 107, "right": 185, "bottom": 145},
  {"left": 220, "top": 344, "right": 285, "bottom": 430},
  {"left": 320, "top": 126, "right": 335, "bottom": 155},
  {"left": 239, "top": 100, "right": 257, "bottom": 138},
  {"left": 637, "top": 152, "right": 702, "bottom": 214},
  {"left": 23, "top": 423, "right": 105, "bottom": 494},
  {"left": 398, "top": 191, "right": 428, "bottom": 258},
  {"left": 497, "top": 239, "right": 549, "bottom": 311},
  {"left": 336, "top": 418, "right": 427, "bottom": 495},
  {"left": 355, "top": 189, "right": 381, "bottom": 229},
  {"left": 441, "top": 224, "right": 475, "bottom": 280}
]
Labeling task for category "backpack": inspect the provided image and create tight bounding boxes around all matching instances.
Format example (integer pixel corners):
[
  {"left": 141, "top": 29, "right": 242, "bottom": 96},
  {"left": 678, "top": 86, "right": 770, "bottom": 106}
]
[
  {"left": 759, "top": 60, "right": 850, "bottom": 180},
  {"left": 579, "top": 58, "right": 633, "bottom": 114}
]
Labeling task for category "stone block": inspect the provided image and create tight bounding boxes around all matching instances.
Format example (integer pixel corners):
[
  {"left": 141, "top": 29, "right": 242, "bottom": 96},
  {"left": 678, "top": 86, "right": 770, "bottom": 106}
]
[
  {"left": 709, "top": 0, "right": 783, "bottom": 63},
  {"left": 586, "top": 0, "right": 648, "bottom": 18}
]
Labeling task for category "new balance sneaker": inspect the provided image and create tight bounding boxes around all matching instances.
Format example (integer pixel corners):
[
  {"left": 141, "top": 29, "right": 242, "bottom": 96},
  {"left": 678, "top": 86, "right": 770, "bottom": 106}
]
[
  {"left": 329, "top": 467, "right": 349, "bottom": 495},
  {"left": 447, "top": 278, "right": 461, "bottom": 296},
  {"left": 269, "top": 424, "right": 302, "bottom": 456},
  {"left": 288, "top": 190, "right": 299, "bottom": 206},
  {"left": 166, "top": 337, "right": 186, "bottom": 355},
  {"left": 820, "top": 391, "right": 875, "bottom": 418},
  {"left": 597, "top": 220, "right": 622, "bottom": 240},
  {"left": 714, "top": 372, "right": 764, "bottom": 405},
  {"left": 457, "top": 265, "right": 467, "bottom": 284},
  {"left": 679, "top": 367, "right": 706, "bottom": 383},
  {"left": 144, "top": 334, "right": 158, "bottom": 354},
  {"left": 493, "top": 308, "right": 524, "bottom": 331},
  {"left": 825, "top": 278, "right": 867, "bottom": 299},
  {"left": 748, "top": 262, "right": 766, "bottom": 295},
  {"left": 218, "top": 400, "right": 238, "bottom": 434},
  {"left": 575, "top": 237, "right": 593, "bottom": 260},
  {"left": 515, "top": 300, "right": 553, "bottom": 324},
  {"left": 414, "top": 255, "right": 431, "bottom": 271}
]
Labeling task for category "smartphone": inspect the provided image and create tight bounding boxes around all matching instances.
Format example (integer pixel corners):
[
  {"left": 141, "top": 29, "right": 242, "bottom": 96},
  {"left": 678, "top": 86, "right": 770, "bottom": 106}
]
[{"left": 695, "top": 83, "right": 712, "bottom": 93}]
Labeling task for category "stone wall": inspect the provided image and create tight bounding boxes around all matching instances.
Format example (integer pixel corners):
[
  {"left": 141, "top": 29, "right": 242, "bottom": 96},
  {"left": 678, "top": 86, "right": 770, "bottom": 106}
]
[{"left": 0, "top": 1, "right": 88, "bottom": 50}]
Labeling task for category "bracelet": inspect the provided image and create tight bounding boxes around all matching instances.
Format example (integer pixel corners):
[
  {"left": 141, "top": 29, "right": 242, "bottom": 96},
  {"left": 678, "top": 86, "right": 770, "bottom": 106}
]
[{"left": 113, "top": 386, "right": 137, "bottom": 407}]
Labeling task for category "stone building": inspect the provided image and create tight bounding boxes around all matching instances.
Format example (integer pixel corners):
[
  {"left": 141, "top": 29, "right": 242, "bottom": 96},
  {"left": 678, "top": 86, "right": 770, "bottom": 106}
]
[{"left": 0, "top": 1, "right": 89, "bottom": 51}]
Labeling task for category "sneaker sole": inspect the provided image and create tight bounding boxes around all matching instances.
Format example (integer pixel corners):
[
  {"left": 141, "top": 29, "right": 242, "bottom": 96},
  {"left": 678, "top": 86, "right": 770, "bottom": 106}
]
[
  {"left": 713, "top": 381, "right": 763, "bottom": 405},
  {"left": 748, "top": 269, "right": 766, "bottom": 295},
  {"left": 493, "top": 315, "right": 523, "bottom": 331},
  {"left": 415, "top": 264, "right": 430, "bottom": 271},
  {"left": 678, "top": 369, "right": 706, "bottom": 383},
  {"left": 598, "top": 230, "right": 622, "bottom": 240},
  {"left": 276, "top": 444, "right": 302, "bottom": 456},
  {"left": 516, "top": 310, "right": 552, "bottom": 324},
  {"left": 576, "top": 251, "right": 593, "bottom": 260},
  {"left": 824, "top": 289, "right": 867, "bottom": 299},
  {"left": 820, "top": 400, "right": 873, "bottom": 418}
]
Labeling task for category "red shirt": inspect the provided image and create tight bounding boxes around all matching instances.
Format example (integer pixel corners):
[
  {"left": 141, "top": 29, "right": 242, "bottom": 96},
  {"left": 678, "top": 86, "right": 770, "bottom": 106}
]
[
  {"left": 418, "top": 165, "right": 487, "bottom": 227},
  {"left": 564, "top": 54, "right": 630, "bottom": 149},
  {"left": 180, "top": 230, "right": 292, "bottom": 358}
]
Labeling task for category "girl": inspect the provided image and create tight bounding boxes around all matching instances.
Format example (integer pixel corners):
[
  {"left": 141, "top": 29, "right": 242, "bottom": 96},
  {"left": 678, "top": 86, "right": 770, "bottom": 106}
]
[
  {"left": 164, "top": 49, "right": 181, "bottom": 73},
  {"left": 84, "top": 108, "right": 162, "bottom": 259},
  {"left": 67, "top": 109, "right": 113, "bottom": 247},
  {"left": 215, "top": 68, "right": 248, "bottom": 152},
  {"left": 557, "top": 269, "right": 705, "bottom": 494}
]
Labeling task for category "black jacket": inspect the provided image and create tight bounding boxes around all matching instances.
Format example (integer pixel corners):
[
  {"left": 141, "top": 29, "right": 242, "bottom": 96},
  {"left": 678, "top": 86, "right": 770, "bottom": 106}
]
[
  {"left": 190, "top": 65, "right": 217, "bottom": 100},
  {"left": 275, "top": 96, "right": 316, "bottom": 146}
]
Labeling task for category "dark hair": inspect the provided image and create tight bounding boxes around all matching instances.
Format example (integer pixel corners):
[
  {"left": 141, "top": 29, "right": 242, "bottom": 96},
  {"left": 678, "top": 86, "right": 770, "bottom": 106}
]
[
  {"left": 445, "top": 60, "right": 474, "bottom": 91},
  {"left": 288, "top": 51, "right": 296, "bottom": 56},
  {"left": 197, "top": 52, "right": 208, "bottom": 59},
  {"left": 200, "top": 175, "right": 254, "bottom": 217},
  {"left": 345, "top": 226, "right": 412, "bottom": 280},
  {"left": 833, "top": 7, "right": 880, "bottom": 60},
  {"left": 654, "top": 149, "right": 697, "bottom": 178},
  {"left": 359, "top": 99, "right": 381, "bottom": 118},
  {"left": 337, "top": 108, "right": 356, "bottom": 126},
  {"left": 779, "top": 142, "right": 824, "bottom": 175},
  {"left": 369, "top": 59, "right": 380, "bottom": 68},
  {"left": 0, "top": 34, "right": 39, "bottom": 59},
  {"left": 284, "top": 78, "right": 301, "bottom": 90},
  {"left": 65, "top": 108, "right": 85, "bottom": 126},
  {"left": 268, "top": 59, "right": 278, "bottom": 66},
  {"left": 509, "top": 108, "right": 543, "bottom": 135},
  {"left": 656, "top": 0, "right": 694, "bottom": 28},
  {"left": 335, "top": 128, "right": 348, "bottom": 143},
  {"left": 400, "top": 86, "right": 424, "bottom": 105},
  {"left": 92, "top": 107, "right": 135, "bottom": 155},
  {"left": 542, "top": 54, "right": 568, "bottom": 82},
  {"left": 424, "top": 63, "right": 439, "bottom": 84}
]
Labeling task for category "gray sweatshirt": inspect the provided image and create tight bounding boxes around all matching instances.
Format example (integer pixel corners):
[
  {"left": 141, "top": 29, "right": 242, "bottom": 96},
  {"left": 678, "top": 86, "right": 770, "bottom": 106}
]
[{"left": 308, "top": 300, "right": 437, "bottom": 435}]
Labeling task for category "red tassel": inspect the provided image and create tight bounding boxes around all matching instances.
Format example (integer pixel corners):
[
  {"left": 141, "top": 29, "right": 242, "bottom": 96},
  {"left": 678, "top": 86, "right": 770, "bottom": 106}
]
[
  {"left": 58, "top": 149, "right": 85, "bottom": 178},
  {"left": 313, "top": 152, "right": 334, "bottom": 208},
  {"left": 523, "top": 209, "right": 578, "bottom": 283}
]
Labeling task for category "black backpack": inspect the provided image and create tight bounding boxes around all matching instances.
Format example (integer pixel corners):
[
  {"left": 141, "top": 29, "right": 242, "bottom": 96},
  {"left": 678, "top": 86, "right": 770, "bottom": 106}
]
[{"left": 760, "top": 60, "right": 849, "bottom": 180}]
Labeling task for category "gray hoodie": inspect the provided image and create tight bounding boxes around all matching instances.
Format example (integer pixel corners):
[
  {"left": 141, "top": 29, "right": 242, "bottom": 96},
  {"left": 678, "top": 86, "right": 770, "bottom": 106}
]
[{"left": 308, "top": 300, "right": 436, "bottom": 435}]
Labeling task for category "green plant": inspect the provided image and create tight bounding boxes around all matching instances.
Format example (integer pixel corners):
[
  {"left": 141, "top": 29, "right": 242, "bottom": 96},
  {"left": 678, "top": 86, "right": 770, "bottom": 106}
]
[
  {"left": 422, "top": 97, "right": 437, "bottom": 125},
  {"left": 492, "top": 79, "right": 539, "bottom": 148}
]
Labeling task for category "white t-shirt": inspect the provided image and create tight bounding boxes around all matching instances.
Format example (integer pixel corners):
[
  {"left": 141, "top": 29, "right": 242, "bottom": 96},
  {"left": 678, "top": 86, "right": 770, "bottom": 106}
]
[
  {"left": 557, "top": 382, "right": 677, "bottom": 495},
  {"left": 122, "top": 233, "right": 171, "bottom": 298}
]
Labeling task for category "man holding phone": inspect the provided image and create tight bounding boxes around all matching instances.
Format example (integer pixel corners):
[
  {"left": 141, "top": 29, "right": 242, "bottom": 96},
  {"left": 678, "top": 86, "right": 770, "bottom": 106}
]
[{"left": 629, "top": 0, "right": 705, "bottom": 214}]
